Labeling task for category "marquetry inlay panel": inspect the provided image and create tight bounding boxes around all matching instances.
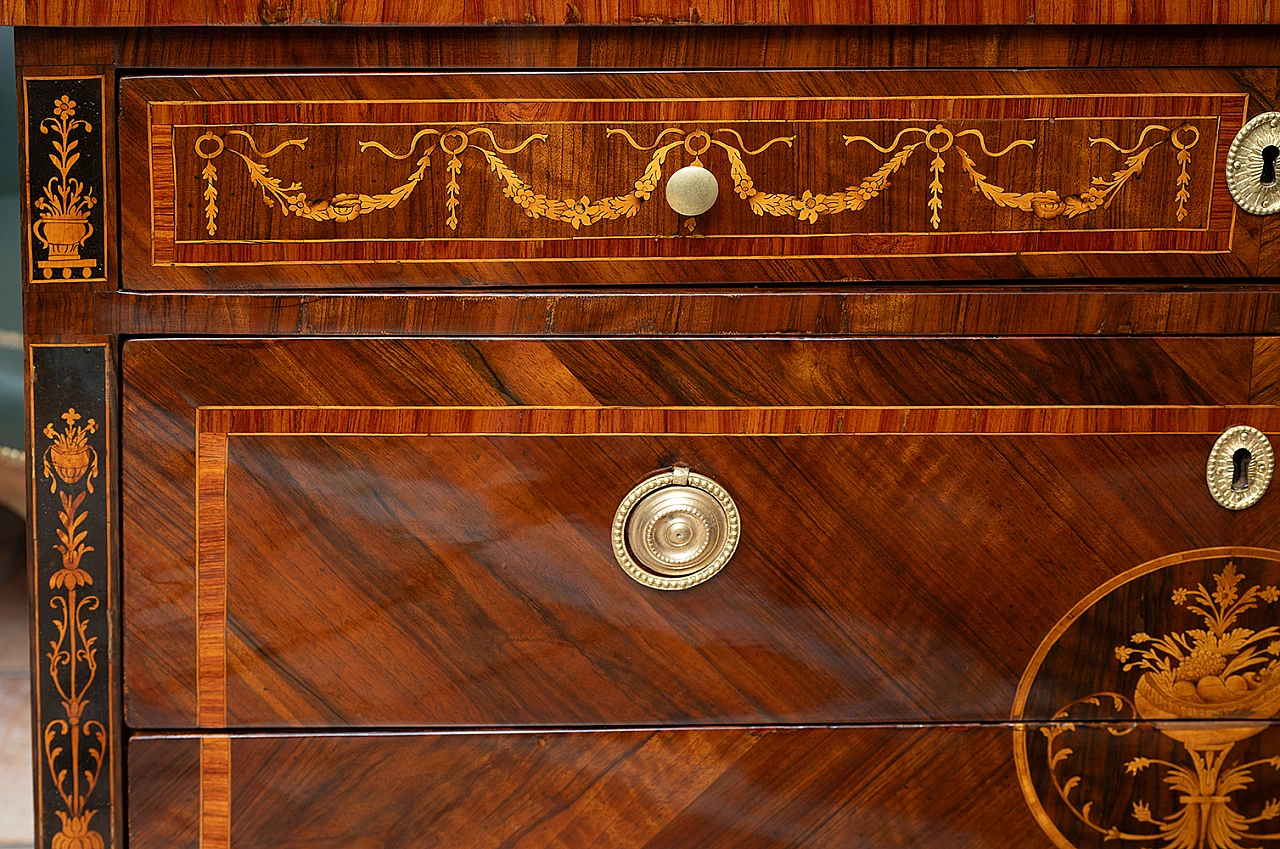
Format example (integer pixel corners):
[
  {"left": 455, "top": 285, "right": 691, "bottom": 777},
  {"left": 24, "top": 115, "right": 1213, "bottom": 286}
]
[
  {"left": 1015, "top": 548, "right": 1280, "bottom": 849},
  {"left": 24, "top": 77, "right": 106, "bottom": 283},
  {"left": 120, "top": 71, "right": 1251, "bottom": 286},
  {"left": 29, "top": 345, "right": 115, "bottom": 849}
]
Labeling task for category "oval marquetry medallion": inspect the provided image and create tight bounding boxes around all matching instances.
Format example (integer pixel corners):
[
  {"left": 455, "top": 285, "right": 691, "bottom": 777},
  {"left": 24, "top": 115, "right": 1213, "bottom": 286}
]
[{"left": 1014, "top": 547, "right": 1280, "bottom": 849}]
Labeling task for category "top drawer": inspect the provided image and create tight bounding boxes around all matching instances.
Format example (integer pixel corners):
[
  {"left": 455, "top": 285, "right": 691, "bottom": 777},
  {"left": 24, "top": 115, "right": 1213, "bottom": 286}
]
[{"left": 119, "top": 69, "right": 1269, "bottom": 289}]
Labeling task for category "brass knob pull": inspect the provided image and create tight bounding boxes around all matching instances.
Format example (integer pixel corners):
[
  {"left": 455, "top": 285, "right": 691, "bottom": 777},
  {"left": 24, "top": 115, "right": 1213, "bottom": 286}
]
[
  {"left": 665, "top": 166, "right": 719, "bottom": 217},
  {"left": 1207, "top": 426, "right": 1274, "bottom": 510},
  {"left": 612, "top": 466, "right": 740, "bottom": 590}
]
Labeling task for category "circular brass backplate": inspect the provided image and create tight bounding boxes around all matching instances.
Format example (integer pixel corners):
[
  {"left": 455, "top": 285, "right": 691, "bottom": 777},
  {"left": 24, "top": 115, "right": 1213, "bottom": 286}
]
[
  {"left": 612, "top": 467, "right": 740, "bottom": 590},
  {"left": 1227, "top": 111, "right": 1280, "bottom": 215},
  {"left": 1207, "top": 425, "right": 1274, "bottom": 510}
]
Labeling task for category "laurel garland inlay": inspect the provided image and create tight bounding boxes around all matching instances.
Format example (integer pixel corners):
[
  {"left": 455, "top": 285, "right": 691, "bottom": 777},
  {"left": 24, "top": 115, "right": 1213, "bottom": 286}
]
[{"left": 194, "top": 121, "right": 1201, "bottom": 234}]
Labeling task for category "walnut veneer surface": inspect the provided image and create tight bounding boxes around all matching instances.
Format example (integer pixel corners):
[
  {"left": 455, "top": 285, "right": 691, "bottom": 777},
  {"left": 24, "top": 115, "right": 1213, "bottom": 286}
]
[{"left": 14, "top": 13, "right": 1280, "bottom": 849}]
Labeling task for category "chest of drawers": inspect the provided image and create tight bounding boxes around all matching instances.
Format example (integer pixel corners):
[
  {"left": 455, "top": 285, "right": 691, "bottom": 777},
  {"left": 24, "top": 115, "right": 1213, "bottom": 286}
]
[{"left": 14, "top": 9, "right": 1280, "bottom": 849}]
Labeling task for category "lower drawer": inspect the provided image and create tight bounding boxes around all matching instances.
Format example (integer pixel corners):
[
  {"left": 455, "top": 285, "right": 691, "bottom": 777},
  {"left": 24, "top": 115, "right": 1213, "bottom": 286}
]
[{"left": 130, "top": 723, "right": 1280, "bottom": 849}]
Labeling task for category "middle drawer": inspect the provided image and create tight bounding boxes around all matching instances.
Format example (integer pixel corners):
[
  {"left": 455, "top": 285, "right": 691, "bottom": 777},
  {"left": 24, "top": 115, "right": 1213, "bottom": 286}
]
[{"left": 121, "top": 336, "right": 1278, "bottom": 729}]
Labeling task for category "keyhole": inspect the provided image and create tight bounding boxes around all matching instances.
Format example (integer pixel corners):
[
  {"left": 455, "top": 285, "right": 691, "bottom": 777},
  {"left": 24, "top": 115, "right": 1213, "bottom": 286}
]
[
  {"left": 1232, "top": 447, "right": 1253, "bottom": 491},
  {"left": 1262, "top": 145, "right": 1279, "bottom": 186}
]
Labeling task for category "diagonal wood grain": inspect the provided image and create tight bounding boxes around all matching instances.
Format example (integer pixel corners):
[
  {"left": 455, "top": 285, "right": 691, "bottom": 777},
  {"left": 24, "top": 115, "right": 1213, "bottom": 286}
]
[
  {"left": 126, "top": 737, "right": 198, "bottom": 849},
  {"left": 129, "top": 723, "right": 1280, "bottom": 849},
  {"left": 121, "top": 338, "right": 1273, "bottom": 729},
  {"left": 1250, "top": 337, "right": 1280, "bottom": 404},
  {"left": 129, "top": 727, "right": 1046, "bottom": 849},
  {"left": 203, "top": 431, "right": 1229, "bottom": 726}
]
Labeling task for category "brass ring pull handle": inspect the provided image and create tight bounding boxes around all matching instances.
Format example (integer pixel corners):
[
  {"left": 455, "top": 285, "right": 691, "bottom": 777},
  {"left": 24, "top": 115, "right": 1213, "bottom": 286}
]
[
  {"left": 1207, "top": 426, "right": 1274, "bottom": 510},
  {"left": 612, "top": 466, "right": 740, "bottom": 590}
]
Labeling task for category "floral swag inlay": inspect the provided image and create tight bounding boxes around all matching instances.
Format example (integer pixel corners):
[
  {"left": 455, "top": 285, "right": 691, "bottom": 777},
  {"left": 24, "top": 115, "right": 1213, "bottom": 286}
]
[{"left": 192, "top": 121, "right": 1201, "bottom": 235}]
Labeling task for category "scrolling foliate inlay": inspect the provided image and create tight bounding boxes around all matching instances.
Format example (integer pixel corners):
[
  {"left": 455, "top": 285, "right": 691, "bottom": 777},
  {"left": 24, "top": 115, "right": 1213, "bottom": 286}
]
[
  {"left": 1015, "top": 550, "right": 1280, "bottom": 849},
  {"left": 194, "top": 121, "right": 1202, "bottom": 234},
  {"left": 42, "top": 410, "right": 105, "bottom": 849},
  {"left": 30, "top": 346, "right": 113, "bottom": 849}
]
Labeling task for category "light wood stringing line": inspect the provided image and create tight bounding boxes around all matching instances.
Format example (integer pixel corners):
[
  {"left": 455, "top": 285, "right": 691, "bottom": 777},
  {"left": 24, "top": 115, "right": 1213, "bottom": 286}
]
[
  {"left": 199, "top": 736, "right": 231, "bottom": 849},
  {"left": 196, "top": 432, "right": 228, "bottom": 729}
]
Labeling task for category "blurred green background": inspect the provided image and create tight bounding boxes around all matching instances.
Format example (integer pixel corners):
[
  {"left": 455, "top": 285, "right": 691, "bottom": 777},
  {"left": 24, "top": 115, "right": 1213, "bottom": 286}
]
[{"left": 2, "top": 27, "right": 23, "bottom": 451}]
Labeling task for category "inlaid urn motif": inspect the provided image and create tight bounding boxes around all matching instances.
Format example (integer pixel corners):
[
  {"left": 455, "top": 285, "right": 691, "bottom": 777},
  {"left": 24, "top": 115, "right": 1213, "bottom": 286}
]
[
  {"left": 1015, "top": 549, "right": 1280, "bottom": 849},
  {"left": 32, "top": 95, "right": 98, "bottom": 279},
  {"left": 43, "top": 407, "right": 97, "bottom": 488}
]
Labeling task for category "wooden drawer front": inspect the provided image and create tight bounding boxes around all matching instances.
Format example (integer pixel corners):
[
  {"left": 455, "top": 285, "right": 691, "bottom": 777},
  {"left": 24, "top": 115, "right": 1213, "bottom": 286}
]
[
  {"left": 121, "top": 337, "right": 1280, "bottom": 729},
  {"left": 130, "top": 723, "right": 1280, "bottom": 849},
  {"left": 120, "top": 70, "right": 1261, "bottom": 289}
]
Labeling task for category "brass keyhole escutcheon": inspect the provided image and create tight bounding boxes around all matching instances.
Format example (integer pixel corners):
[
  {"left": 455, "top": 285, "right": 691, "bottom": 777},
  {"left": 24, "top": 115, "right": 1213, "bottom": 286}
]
[
  {"left": 612, "top": 466, "right": 741, "bottom": 590},
  {"left": 1227, "top": 112, "right": 1280, "bottom": 215},
  {"left": 1207, "top": 426, "right": 1274, "bottom": 510}
]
